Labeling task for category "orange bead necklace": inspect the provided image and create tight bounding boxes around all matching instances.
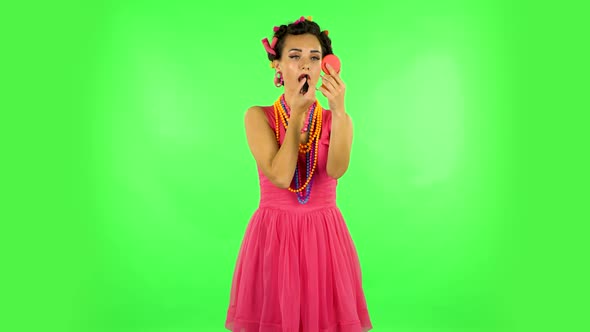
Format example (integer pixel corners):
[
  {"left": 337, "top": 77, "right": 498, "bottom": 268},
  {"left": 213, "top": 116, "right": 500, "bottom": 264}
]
[{"left": 273, "top": 94, "right": 323, "bottom": 202}]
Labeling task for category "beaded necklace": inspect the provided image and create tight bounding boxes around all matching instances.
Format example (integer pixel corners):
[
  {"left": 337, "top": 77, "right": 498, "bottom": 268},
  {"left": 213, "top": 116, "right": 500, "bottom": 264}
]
[{"left": 273, "top": 94, "right": 323, "bottom": 204}]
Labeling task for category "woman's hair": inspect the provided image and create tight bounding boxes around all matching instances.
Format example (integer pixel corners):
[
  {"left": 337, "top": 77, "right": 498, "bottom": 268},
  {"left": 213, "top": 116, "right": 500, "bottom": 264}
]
[{"left": 265, "top": 19, "right": 333, "bottom": 62}]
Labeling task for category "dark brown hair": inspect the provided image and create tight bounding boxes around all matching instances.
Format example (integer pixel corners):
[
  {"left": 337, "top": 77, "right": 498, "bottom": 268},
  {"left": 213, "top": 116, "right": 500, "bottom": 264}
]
[{"left": 266, "top": 19, "right": 333, "bottom": 61}]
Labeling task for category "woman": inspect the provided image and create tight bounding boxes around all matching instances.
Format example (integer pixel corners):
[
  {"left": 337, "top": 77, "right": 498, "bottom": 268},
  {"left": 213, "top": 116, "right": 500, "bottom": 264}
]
[{"left": 225, "top": 16, "right": 373, "bottom": 332}]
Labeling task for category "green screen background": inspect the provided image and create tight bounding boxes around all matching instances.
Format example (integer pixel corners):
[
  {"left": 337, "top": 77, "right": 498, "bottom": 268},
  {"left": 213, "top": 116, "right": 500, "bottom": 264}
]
[{"left": 2, "top": 1, "right": 588, "bottom": 332}]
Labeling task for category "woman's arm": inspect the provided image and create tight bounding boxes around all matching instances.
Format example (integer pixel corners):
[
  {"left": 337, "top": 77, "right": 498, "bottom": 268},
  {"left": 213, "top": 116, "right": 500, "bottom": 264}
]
[
  {"left": 326, "top": 110, "right": 353, "bottom": 179},
  {"left": 244, "top": 106, "right": 304, "bottom": 188}
]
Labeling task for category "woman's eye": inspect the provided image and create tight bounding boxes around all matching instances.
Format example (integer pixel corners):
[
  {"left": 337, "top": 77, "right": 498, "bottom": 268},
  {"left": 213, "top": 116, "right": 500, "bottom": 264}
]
[{"left": 289, "top": 55, "right": 320, "bottom": 61}]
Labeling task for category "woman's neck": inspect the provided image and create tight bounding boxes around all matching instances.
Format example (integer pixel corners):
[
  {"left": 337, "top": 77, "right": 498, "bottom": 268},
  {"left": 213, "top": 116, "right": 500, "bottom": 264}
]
[{"left": 283, "top": 91, "right": 311, "bottom": 117}]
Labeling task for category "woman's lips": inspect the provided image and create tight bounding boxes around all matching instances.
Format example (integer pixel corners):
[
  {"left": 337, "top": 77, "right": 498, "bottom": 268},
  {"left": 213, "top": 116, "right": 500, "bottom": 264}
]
[
  {"left": 298, "top": 74, "right": 310, "bottom": 94},
  {"left": 298, "top": 74, "right": 310, "bottom": 81}
]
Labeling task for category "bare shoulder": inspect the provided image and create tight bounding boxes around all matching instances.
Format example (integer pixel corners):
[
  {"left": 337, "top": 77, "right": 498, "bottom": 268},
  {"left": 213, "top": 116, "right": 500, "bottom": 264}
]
[
  {"left": 244, "top": 105, "right": 278, "bottom": 171},
  {"left": 245, "top": 105, "right": 263, "bottom": 116},
  {"left": 244, "top": 106, "right": 270, "bottom": 126},
  {"left": 244, "top": 105, "right": 275, "bottom": 143}
]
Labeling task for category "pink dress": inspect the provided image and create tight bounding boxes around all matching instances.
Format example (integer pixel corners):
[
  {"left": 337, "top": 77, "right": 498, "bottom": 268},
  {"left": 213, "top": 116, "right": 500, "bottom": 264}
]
[{"left": 225, "top": 105, "right": 373, "bottom": 332}]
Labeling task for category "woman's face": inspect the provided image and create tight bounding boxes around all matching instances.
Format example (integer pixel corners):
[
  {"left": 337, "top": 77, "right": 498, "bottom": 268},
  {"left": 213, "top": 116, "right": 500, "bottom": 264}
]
[{"left": 275, "top": 33, "right": 322, "bottom": 94}]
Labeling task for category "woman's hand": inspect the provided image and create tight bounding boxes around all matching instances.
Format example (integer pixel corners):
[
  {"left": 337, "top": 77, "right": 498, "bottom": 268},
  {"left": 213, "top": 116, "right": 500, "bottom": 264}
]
[
  {"left": 319, "top": 64, "right": 346, "bottom": 113},
  {"left": 290, "top": 77, "right": 317, "bottom": 117}
]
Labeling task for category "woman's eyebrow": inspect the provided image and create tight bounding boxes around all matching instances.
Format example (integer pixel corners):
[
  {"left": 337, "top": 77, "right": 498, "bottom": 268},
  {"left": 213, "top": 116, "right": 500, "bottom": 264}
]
[{"left": 288, "top": 48, "right": 321, "bottom": 53}]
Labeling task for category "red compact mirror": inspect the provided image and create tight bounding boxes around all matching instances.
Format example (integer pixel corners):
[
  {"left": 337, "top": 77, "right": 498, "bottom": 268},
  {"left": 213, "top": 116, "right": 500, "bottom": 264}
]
[{"left": 321, "top": 54, "right": 341, "bottom": 74}]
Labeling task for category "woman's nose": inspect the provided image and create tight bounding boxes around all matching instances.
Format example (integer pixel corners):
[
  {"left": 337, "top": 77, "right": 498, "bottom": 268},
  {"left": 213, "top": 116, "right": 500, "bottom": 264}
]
[{"left": 300, "top": 58, "right": 311, "bottom": 69}]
